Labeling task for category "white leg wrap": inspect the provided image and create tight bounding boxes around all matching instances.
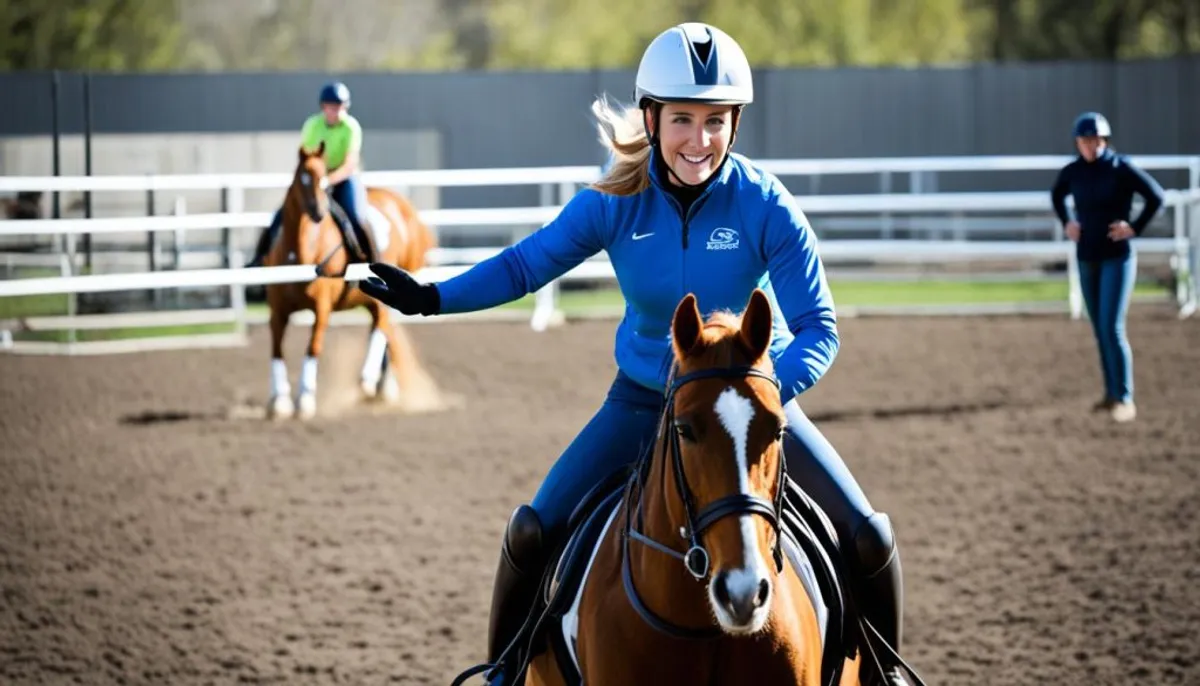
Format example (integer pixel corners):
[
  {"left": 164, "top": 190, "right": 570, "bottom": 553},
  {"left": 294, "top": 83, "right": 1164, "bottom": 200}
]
[
  {"left": 361, "top": 328, "right": 388, "bottom": 386},
  {"left": 299, "top": 356, "right": 319, "bottom": 396},
  {"left": 270, "top": 358, "right": 291, "bottom": 398}
]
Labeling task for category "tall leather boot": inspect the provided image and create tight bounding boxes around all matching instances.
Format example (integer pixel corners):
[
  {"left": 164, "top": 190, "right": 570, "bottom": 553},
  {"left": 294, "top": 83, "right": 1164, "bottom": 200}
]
[
  {"left": 352, "top": 219, "right": 379, "bottom": 263},
  {"left": 245, "top": 226, "right": 276, "bottom": 268},
  {"left": 485, "top": 505, "right": 548, "bottom": 685},
  {"left": 851, "top": 513, "right": 911, "bottom": 686}
]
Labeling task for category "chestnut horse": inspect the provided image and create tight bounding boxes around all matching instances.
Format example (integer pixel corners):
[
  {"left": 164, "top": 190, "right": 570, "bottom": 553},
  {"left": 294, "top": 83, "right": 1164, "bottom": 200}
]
[
  {"left": 453, "top": 291, "right": 926, "bottom": 686},
  {"left": 263, "top": 143, "right": 436, "bottom": 420},
  {"left": 531, "top": 290, "right": 859, "bottom": 685}
]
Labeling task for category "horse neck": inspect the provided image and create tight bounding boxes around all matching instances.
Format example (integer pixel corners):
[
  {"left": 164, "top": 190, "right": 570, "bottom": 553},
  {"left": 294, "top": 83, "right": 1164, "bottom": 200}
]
[
  {"left": 629, "top": 433, "right": 719, "bottom": 630},
  {"left": 280, "top": 186, "right": 319, "bottom": 265}
]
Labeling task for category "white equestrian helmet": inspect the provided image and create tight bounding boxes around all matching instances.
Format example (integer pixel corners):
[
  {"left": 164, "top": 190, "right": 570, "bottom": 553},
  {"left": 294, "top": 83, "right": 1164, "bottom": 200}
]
[{"left": 634, "top": 23, "right": 754, "bottom": 107}]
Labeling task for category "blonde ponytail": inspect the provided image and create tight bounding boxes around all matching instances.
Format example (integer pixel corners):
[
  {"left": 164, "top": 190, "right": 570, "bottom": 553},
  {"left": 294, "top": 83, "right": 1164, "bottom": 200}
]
[{"left": 589, "top": 96, "right": 652, "bottom": 197}]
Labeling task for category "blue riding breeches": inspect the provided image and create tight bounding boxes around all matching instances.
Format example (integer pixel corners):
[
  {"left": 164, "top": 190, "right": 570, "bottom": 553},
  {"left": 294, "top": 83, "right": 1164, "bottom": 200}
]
[
  {"left": 529, "top": 370, "right": 879, "bottom": 556},
  {"left": 1078, "top": 250, "right": 1137, "bottom": 402}
]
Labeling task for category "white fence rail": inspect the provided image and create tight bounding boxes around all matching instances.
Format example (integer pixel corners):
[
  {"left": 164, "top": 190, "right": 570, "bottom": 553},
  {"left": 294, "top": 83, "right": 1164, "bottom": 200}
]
[
  {"left": 2, "top": 155, "right": 1198, "bottom": 351},
  {"left": 2, "top": 154, "right": 1198, "bottom": 193}
]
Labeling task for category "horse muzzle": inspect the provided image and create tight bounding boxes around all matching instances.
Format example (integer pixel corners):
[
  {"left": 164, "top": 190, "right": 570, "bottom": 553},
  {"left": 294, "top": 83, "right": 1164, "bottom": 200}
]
[{"left": 711, "top": 566, "right": 772, "bottom": 634}]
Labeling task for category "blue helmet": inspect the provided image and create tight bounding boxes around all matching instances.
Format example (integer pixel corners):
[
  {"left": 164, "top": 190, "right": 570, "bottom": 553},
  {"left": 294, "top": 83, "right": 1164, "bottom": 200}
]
[
  {"left": 1072, "top": 111, "right": 1111, "bottom": 138},
  {"left": 319, "top": 82, "right": 351, "bottom": 107}
]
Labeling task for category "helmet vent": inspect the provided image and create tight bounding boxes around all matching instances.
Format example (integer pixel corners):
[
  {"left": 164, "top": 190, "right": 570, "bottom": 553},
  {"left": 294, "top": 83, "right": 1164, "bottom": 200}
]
[{"left": 687, "top": 28, "right": 718, "bottom": 86}]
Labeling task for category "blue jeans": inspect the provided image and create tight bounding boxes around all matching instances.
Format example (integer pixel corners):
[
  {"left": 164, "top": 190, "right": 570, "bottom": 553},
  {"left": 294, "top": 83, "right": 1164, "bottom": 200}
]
[
  {"left": 530, "top": 371, "right": 877, "bottom": 546},
  {"left": 1078, "top": 251, "right": 1137, "bottom": 402}
]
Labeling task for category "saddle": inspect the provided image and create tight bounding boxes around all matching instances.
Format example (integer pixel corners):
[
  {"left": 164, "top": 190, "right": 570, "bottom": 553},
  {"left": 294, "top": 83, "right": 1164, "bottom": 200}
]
[
  {"left": 327, "top": 197, "right": 377, "bottom": 264},
  {"left": 459, "top": 468, "right": 871, "bottom": 686}
]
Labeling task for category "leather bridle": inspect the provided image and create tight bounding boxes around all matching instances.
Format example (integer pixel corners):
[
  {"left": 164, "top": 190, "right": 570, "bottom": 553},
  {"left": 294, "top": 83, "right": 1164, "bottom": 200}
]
[{"left": 621, "top": 364, "right": 787, "bottom": 639}]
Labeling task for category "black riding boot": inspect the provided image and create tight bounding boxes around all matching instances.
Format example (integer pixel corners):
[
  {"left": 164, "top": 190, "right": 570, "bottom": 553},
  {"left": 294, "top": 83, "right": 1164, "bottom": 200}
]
[
  {"left": 851, "top": 513, "right": 911, "bottom": 686},
  {"left": 485, "top": 505, "right": 548, "bottom": 686},
  {"left": 352, "top": 220, "right": 379, "bottom": 263},
  {"left": 245, "top": 226, "right": 276, "bottom": 268}
]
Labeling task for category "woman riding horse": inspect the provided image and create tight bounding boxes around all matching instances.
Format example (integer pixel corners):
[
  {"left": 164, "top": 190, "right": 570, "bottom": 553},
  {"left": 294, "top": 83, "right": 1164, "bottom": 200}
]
[
  {"left": 362, "top": 22, "right": 911, "bottom": 686},
  {"left": 247, "top": 81, "right": 376, "bottom": 268}
]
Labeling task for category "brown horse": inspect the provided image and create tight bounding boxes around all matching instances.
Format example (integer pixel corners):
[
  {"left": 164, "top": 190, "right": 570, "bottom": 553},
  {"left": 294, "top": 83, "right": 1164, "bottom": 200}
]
[
  {"left": 263, "top": 142, "right": 436, "bottom": 420},
  {"left": 521, "top": 290, "right": 862, "bottom": 686}
]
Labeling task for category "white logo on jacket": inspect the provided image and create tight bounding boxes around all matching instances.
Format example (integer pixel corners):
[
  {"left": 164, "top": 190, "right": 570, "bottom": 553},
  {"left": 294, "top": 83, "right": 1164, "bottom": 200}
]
[{"left": 706, "top": 227, "right": 740, "bottom": 250}]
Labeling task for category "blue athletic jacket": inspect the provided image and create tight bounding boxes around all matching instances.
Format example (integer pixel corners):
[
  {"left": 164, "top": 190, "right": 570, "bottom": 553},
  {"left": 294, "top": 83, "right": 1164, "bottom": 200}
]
[
  {"left": 1051, "top": 147, "right": 1165, "bottom": 261},
  {"left": 435, "top": 150, "right": 839, "bottom": 405}
]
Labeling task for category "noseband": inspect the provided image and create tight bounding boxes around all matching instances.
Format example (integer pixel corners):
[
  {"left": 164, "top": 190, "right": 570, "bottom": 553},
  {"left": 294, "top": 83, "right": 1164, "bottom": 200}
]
[{"left": 621, "top": 364, "right": 788, "bottom": 640}]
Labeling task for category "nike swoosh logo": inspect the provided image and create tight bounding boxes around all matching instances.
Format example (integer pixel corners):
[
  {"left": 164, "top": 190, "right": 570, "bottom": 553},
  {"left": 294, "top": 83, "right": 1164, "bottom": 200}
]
[{"left": 632, "top": 232, "right": 654, "bottom": 240}]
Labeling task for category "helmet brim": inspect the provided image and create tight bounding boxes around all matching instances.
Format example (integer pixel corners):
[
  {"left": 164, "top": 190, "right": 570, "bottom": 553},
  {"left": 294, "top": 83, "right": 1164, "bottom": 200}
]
[{"left": 638, "top": 83, "right": 752, "bottom": 106}]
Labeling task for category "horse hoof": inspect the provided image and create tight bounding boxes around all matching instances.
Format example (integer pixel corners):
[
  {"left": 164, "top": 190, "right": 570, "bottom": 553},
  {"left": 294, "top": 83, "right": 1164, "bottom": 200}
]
[
  {"left": 360, "top": 378, "right": 380, "bottom": 401},
  {"left": 267, "top": 395, "right": 294, "bottom": 420},
  {"left": 296, "top": 393, "right": 318, "bottom": 420},
  {"left": 379, "top": 374, "right": 401, "bottom": 403}
]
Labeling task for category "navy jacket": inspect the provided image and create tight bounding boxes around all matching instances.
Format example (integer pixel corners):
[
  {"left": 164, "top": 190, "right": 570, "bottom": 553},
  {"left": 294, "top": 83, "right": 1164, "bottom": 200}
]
[{"left": 1050, "top": 148, "right": 1165, "bottom": 261}]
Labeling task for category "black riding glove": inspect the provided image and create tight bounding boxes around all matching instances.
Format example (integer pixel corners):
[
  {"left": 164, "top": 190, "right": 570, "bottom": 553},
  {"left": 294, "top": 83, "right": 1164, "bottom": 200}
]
[{"left": 359, "top": 263, "right": 441, "bottom": 316}]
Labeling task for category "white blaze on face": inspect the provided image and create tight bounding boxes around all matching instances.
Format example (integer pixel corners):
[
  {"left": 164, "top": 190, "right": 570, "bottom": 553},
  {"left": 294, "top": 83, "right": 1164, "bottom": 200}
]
[{"left": 711, "top": 386, "right": 772, "bottom": 631}]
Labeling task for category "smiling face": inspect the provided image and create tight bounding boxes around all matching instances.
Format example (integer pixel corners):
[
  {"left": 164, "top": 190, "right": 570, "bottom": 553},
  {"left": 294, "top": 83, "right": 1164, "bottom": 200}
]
[{"left": 651, "top": 102, "right": 736, "bottom": 186}]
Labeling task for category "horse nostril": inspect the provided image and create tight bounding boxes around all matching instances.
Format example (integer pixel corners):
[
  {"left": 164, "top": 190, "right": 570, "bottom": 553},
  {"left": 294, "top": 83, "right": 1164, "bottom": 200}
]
[
  {"left": 714, "top": 573, "right": 731, "bottom": 608},
  {"left": 755, "top": 577, "right": 770, "bottom": 607}
]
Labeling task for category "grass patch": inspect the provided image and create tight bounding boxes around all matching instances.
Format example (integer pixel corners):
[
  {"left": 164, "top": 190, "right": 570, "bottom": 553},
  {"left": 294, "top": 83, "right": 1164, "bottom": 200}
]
[
  {"left": 6, "top": 277, "right": 1173, "bottom": 346},
  {"left": 0, "top": 292, "right": 71, "bottom": 319},
  {"left": 491, "top": 278, "right": 1168, "bottom": 313},
  {"left": 0, "top": 267, "right": 71, "bottom": 319},
  {"left": 14, "top": 322, "right": 237, "bottom": 343}
]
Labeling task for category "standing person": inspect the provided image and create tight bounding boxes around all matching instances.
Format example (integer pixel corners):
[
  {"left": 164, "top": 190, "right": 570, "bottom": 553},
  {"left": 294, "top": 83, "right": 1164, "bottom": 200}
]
[
  {"left": 1051, "top": 111, "right": 1165, "bottom": 423},
  {"left": 362, "top": 22, "right": 912, "bottom": 686}
]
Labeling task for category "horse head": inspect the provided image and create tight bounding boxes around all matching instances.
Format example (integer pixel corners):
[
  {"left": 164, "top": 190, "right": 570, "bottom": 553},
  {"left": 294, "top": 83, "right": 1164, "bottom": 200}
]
[
  {"left": 662, "top": 288, "right": 787, "bottom": 635},
  {"left": 290, "top": 141, "right": 330, "bottom": 225}
]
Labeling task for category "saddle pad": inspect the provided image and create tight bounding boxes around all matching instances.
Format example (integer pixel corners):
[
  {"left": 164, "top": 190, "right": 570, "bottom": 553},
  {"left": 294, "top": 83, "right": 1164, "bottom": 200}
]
[
  {"left": 558, "top": 504, "right": 619, "bottom": 672},
  {"left": 782, "top": 529, "right": 829, "bottom": 648},
  {"left": 364, "top": 204, "right": 393, "bottom": 252}
]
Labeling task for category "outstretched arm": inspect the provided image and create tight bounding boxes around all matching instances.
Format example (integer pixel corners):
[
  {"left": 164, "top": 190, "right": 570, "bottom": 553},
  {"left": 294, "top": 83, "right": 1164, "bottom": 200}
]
[
  {"left": 434, "top": 189, "right": 609, "bottom": 314},
  {"left": 760, "top": 180, "right": 839, "bottom": 405}
]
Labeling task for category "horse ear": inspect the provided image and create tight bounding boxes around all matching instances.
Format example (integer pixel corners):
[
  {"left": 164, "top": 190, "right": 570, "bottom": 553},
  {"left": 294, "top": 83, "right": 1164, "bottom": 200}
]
[
  {"left": 298, "top": 145, "right": 308, "bottom": 162},
  {"left": 672, "top": 293, "right": 703, "bottom": 360},
  {"left": 316, "top": 140, "right": 326, "bottom": 157},
  {"left": 739, "top": 288, "right": 773, "bottom": 362}
]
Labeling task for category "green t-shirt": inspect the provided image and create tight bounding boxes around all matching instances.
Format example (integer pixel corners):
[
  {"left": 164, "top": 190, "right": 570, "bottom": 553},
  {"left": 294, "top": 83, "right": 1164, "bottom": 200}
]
[{"left": 300, "top": 113, "right": 362, "bottom": 171}]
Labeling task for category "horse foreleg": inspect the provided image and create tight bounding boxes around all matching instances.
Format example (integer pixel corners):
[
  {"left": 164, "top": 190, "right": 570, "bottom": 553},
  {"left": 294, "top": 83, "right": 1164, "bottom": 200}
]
[
  {"left": 296, "top": 297, "right": 332, "bottom": 420},
  {"left": 267, "top": 306, "right": 295, "bottom": 420},
  {"left": 359, "top": 302, "right": 392, "bottom": 402},
  {"left": 377, "top": 307, "right": 432, "bottom": 408}
]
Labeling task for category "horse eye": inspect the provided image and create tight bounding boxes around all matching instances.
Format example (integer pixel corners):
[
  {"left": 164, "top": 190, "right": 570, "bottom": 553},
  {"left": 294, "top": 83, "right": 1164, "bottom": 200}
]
[
  {"left": 674, "top": 422, "right": 696, "bottom": 442},
  {"left": 300, "top": 173, "right": 310, "bottom": 186}
]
